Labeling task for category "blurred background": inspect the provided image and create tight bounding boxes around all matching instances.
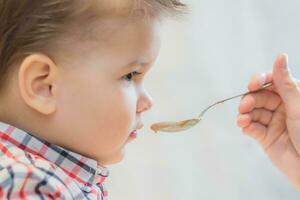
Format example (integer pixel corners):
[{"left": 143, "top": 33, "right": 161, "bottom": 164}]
[{"left": 107, "top": 0, "right": 300, "bottom": 199}]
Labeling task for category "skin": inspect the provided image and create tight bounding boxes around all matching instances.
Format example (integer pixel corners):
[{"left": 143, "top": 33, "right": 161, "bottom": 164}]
[
  {"left": 0, "top": 15, "right": 161, "bottom": 165},
  {"left": 237, "top": 54, "right": 300, "bottom": 189}
]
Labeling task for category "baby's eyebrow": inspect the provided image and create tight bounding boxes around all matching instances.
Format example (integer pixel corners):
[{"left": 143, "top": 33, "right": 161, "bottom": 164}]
[{"left": 125, "top": 58, "right": 148, "bottom": 69}]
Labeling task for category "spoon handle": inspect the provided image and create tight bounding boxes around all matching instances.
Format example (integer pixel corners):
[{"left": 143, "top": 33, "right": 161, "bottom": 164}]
[{"left": 198, "top": 82, "right": 273, "bottom": 119}]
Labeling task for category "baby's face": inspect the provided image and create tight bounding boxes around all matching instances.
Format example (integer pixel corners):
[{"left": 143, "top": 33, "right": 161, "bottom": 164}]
[{"left": 53, "top": 16, "right": 161, "bottom": 164}]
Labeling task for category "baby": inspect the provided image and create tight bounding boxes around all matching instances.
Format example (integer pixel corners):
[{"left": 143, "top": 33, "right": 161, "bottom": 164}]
[
  {"left": 237, "top": 54, "right": 300, "bottom": 190},
  {"left": 0, "top": 0, "right": 186, "bottom": 199},
  {"left": 1, "top": 0, "right": 299, "bottom": 199}
]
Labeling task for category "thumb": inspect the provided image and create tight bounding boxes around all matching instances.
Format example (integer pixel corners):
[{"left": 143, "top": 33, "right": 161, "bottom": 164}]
[{"left": 273, "top": 53, "right": 300, "bottom": 119}]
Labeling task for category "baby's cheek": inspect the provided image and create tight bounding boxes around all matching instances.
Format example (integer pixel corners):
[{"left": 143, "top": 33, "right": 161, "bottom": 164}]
[
  {"left": 120, "top": 93, "right": 138, "bottom": 128},
  {"left": 117, "top": 104, "right": 136, "bottom": 133}
]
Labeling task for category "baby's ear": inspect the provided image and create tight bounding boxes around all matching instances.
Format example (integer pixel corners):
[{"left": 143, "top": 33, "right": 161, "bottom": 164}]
[{"left": 18, "top": 54, "right": 58, "bottom": 115}]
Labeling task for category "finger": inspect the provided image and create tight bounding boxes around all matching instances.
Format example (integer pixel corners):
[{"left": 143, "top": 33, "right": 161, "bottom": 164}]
[
  {"left": 237, "top": 108, "right": 273, "bottom": 128},
  {"left": 249, "top": 108, "right": 273, "bottom": 126},
  {"left": 243, "top": 122, "right": 267, "bottom": 144},
  {"left": 273, "top": 53, "right": 300, "bottom": 119},
  {"left": 248, "top": 72, "right": 273, "bottom": 91},
  {"left": 238, "top": 90, "right": 281, "bottom": 114},
  {"left": 237, "top": 114, "right": 251, "bottom": 128}
]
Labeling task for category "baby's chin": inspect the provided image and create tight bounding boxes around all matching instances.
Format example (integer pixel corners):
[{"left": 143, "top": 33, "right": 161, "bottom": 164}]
[{"left": 99, "top": 148, "right": 126, "bottom": 165}]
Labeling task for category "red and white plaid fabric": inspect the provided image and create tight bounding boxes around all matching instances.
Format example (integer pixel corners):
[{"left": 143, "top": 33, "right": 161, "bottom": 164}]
[{"left": 0, "top": 122, "right": 109, "bottom": 199}]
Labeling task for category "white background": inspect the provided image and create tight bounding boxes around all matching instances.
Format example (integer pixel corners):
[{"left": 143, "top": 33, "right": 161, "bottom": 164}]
[{"left": 107, "top": 0, "right": 300, "bottom": 199}]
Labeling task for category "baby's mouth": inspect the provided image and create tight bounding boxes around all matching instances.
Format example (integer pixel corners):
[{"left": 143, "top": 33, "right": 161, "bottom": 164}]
[{"left": 129, "top": 130, "right": 138, "bottom": 139}]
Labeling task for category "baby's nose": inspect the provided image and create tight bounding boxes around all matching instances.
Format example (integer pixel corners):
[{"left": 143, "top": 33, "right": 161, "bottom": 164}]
[{"left": 137, "top": 90, "right": 153, "bottom": 113}]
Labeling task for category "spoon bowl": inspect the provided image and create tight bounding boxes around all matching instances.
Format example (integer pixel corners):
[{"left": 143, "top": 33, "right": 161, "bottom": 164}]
[{"left": 150, "top": 118, "right": 201, "bottom": 133}]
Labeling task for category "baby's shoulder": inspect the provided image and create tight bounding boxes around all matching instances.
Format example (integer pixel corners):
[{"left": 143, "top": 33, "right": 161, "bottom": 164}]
[
  {"left": 0, "top": 142, "right": 57, "bottom": 174},
  {"left": 0, "top": 142, "right": 66, "bottom": 183},
  {"left": 0, "top": 143, "right": 78, "bottom": 198}
]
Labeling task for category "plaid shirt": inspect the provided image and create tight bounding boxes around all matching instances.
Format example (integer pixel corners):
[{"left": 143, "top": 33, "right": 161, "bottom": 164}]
[{"left": 0, "top": 122, "right": 109, "bottom": 200}]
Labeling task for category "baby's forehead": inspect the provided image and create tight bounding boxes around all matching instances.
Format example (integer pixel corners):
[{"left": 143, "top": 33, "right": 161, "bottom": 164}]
[
  {"left": 70, "top": 1, "right": 156, "bottom": 43},
  {"left": 54, "top": 11, "right": 159, "bottom": 65},
  {"left": 89, "top": 0, "right": 148, "bottom": 17},
  {"left": 98, "top": 0, "right": 136, "bottom": 10}
]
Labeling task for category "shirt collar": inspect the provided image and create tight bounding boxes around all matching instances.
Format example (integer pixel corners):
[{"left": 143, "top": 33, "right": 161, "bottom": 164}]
[{"left": 0, "top": 121, "right": 109, "bottom": 187}]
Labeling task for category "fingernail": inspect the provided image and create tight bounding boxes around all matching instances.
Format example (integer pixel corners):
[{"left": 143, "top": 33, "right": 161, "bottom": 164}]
[
  {"left": 259, "top": 72, "right": 267, "bottom": 84},
  {"left": 279, "top": 53, "right": 289, "bottom": 71}
]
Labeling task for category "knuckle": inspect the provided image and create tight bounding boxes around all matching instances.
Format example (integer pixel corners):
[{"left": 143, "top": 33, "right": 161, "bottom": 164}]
[{"left": 283, "top": 79, "right": 298, "bottom": 90}]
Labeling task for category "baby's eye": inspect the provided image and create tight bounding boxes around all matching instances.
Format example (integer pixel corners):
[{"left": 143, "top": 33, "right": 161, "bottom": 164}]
[{"left": 123, "top": 71, "right": 142, "bottom": 82}]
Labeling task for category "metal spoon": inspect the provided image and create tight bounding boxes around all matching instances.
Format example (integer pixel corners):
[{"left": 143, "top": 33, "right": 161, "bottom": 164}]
[{"left": 150, "top": 82, "right": 273, "bottom": 133}]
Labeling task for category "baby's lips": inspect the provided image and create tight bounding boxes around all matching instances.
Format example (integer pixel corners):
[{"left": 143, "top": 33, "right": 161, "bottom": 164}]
[
  {"left": 136, "top": 123, "right": 144, "bottom": 130},
  {"left": 130, "top": 130, "right": 138, "bottom": 138}
]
